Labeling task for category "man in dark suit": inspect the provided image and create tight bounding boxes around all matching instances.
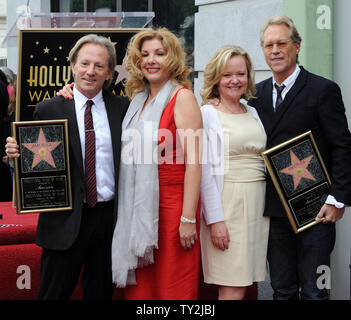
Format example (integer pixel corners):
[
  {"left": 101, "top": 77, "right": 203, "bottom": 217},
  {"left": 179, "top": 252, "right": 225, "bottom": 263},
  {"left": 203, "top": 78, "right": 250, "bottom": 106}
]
[
  {"left": 6, "top": 34, "right": 129, "bottom": 299},
  {"left": 248, "top": 16, "right": 351, "bottom": 300}
]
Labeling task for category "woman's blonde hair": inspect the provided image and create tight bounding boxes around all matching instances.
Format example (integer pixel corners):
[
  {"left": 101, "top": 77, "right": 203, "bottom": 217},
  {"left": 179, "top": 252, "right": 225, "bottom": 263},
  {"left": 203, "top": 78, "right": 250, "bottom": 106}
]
[
  {"left": 124, "top": 27, "right": 192, "bottom": 99},
  {"left": 200, "top": 45, "right": 256, "bottom": 104}
]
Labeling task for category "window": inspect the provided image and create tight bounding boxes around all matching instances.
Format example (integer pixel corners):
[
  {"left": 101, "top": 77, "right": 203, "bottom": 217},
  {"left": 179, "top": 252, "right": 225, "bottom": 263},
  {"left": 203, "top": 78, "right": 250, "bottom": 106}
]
[{"left": 122, "top": 1, "right": 149, "bottom": 12}]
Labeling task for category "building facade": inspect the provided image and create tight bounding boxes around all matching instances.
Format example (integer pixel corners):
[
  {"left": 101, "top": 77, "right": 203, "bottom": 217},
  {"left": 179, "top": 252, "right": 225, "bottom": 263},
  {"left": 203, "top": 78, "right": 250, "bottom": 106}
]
[{"left": 0, "top": 1, "right": 7, "bottom": 66}]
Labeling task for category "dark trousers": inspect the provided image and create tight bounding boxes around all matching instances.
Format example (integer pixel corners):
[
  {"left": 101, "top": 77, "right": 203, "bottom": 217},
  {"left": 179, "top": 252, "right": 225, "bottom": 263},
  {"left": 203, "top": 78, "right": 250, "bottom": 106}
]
[
  {"left": 267, "top": 217, "right": 335, "bottom": 300},
  {"left": 38, "top": 201, "right": 115, "bottom": 300}
]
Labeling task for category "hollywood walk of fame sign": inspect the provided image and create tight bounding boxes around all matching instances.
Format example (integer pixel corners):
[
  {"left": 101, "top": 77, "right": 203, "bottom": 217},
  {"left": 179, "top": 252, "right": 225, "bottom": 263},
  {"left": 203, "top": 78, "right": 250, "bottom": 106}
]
[
  {"left": 262, "top": 131, "right": 331, "bottom": 233},
  {"left": 16, "top": 28, "right": 141, "bottom": 121},
  {"left": 12, "top": 120, "right": 72, "bottom": 214}
]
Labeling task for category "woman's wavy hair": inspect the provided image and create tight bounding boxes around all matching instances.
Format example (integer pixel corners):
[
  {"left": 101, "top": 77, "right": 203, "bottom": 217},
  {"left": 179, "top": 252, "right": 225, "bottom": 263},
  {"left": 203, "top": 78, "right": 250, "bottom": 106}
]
[
  {"left": 124, "top": 27, "right": 192, "bottom": 99},
  {"left": 200, "top": 45, "right": 256, "bottom": 104}
]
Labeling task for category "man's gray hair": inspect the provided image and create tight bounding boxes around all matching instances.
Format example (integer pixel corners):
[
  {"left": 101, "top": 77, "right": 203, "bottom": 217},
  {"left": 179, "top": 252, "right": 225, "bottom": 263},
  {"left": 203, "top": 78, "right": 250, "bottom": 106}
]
[
  {"left": 69, "top": 34, "right": 116, "bottom": 87},
  {"left": 260, "top": 15, "right": 302, "bottom": 47}
]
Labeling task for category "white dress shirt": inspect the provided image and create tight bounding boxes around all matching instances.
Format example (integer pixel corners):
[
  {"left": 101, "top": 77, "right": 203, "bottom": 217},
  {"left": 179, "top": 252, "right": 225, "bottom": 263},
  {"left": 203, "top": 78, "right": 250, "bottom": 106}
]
[
  {"left": 73, "top": 86, "right": 115, "bottom": 202},
  {"left": 271, "top": 64, "right": 344, "bottom": 208},
  {"left": 272, "top": 64, "right": 301, "bottom": 110}
]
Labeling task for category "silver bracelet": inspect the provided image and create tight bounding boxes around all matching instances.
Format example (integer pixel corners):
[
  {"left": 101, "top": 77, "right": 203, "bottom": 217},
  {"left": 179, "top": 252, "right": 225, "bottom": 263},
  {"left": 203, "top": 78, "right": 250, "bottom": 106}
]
[{"left": 180, "top": 216, "right": 196, "bottom": 224}]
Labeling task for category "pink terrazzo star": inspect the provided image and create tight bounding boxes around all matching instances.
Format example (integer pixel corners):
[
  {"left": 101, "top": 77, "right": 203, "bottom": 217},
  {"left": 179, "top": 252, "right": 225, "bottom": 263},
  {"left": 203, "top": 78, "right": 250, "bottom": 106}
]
[
  {"left": 22, "top": 128, "right": 61, "bottom": 168},
  {"left": 279, "top": 150, "right": 316, "bottom": 190}
]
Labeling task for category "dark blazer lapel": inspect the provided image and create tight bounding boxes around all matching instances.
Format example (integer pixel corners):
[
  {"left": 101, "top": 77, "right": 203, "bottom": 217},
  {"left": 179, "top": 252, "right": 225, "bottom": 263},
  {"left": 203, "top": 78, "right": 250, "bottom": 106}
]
[
  {"left": 258, "top": 79, "right": 276, "bottom": 136},
  {"left": 62, "top": 98, "right": 84, "bottom": 176},
  {"left": 103, "top": 91, "right": 122, "bottom": 173},
  {"left": 270, "top": 67, "right": 308, "bottom": 134}
]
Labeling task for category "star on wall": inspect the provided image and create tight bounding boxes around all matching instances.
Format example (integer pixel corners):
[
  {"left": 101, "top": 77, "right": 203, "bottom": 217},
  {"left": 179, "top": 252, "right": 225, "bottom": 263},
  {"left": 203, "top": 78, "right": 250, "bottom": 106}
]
[
  {"left": 108, "top": 37, "right": 118, "bottom": 46},
  {"left": 43, "top": 47, "right": 50, "bottom": 54},
  {"left": 114, "top": 63, "right": 129, "bottom": 85},
  {"left": 279, "top": 150, "right": 316, "bottom": 190},
  {"left": 22, "top": 128, "right": 61, "bottom": 169}
]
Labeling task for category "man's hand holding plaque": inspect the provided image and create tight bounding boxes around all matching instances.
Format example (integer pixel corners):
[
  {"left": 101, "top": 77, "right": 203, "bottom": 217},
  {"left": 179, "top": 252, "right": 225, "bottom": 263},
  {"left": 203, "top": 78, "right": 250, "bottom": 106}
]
[
  {"left": 7, "top": 120, "right": 72, "bottom": 214},
  {"left": 262, "top": 131, "right": 331, "bottom": 233},
  {"left": 316, "top": 203, "right": 345, "bottom": 224}
]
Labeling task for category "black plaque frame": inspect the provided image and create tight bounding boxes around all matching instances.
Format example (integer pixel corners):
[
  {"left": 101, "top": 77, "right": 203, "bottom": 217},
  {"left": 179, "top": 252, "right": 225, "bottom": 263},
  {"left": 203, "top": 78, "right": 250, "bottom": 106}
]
[
  {"left": 12, "top": 120, "right": 72, "bottom": 214},
  {"left": 262, "top": 131, "right": 331, "bottom": 233}
]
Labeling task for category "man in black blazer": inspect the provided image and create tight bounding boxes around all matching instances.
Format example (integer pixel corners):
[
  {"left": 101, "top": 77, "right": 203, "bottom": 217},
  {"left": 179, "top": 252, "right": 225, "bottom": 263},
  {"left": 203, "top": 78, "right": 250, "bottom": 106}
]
[
  {"left": 249, "top": 16, "right": 351, "bottom": 300},
  {"left": 6, "top": 34, "right": 129, "bottom": 299}
]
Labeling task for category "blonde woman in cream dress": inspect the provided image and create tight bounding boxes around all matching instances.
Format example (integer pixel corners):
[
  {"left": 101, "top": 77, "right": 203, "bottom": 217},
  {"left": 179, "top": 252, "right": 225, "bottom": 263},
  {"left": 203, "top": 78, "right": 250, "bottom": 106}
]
[{"left": 200, "top": 45, "right": 269, "bottom": 300}]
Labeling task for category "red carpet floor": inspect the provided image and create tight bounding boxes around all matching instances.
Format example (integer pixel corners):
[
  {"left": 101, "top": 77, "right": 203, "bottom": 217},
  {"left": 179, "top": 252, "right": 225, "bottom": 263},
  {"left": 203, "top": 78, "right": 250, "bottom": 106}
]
[
  {"left": 0, "top": 202, "right": 41, "bottom": 299},
  {"left": 0, "top": 201, "right": 257, "bottom": 300}
]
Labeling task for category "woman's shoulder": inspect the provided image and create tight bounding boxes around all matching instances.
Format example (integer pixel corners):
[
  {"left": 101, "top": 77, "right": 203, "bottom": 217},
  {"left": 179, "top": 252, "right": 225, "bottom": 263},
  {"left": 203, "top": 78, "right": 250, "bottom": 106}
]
[
  {"left": 173, "top": 86, "right": 199, "bottom": 112},
  {"left": 200, "top": 104, "right": 217, "bottom": 115},
  {"left": 242, "top": 100, "right": 257, "bottom": 114},
  {"left": 200, "top": 104, "right": 222, "bottom": 129},
  {"left": 173, "top": 86, "right": 194, "bottom": 100}
]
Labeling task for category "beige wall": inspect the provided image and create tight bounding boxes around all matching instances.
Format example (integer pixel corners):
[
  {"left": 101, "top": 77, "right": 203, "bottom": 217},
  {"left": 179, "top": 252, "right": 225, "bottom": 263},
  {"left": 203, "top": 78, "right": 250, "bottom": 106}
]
[{"left": 193, "top": 0, "right": 282, "bottom": 104}]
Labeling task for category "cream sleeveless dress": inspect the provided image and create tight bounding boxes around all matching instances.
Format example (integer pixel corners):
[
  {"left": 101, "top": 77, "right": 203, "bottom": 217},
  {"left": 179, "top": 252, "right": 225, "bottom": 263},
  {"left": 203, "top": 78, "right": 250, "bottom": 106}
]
[{"left": 200, "top": 110, "right": 270, "bottom": 286}]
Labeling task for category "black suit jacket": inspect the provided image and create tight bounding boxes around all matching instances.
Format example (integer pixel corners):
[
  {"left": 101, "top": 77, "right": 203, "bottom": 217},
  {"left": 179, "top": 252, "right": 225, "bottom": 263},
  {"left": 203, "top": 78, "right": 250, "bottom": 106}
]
[
  {"left": 249, "top": 66, "right": 351, "bottom": 217},
  {"left": 33, "top": 90, "right": 129, "bottom": 250},
  {"left": 0, "top": 81, "right": 9, "bottom": 157},
  {"left": 0, "top": 82, "right": 11, "bottom": 202}
]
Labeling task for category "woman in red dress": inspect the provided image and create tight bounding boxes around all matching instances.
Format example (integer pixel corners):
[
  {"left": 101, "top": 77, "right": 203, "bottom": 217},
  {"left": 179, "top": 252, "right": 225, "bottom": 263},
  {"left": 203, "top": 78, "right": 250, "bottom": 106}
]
[
  {"left": 54, "top": 28, "right": 201, "bottom": 299},
  {"left": 111, "top": 28, "right": 202, "bottom": 300}
]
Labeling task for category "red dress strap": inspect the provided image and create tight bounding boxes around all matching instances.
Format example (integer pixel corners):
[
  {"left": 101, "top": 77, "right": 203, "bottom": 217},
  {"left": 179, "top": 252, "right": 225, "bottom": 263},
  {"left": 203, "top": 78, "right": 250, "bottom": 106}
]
[{"left": 168, "top": 86, "right": 188, "bottom": 105}]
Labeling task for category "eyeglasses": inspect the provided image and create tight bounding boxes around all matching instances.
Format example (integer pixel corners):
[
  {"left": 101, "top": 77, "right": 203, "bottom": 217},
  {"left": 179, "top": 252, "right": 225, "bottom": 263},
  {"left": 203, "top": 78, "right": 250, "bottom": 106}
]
[{"left": 263, "top": 40, "right": 294, "bottom": 51}]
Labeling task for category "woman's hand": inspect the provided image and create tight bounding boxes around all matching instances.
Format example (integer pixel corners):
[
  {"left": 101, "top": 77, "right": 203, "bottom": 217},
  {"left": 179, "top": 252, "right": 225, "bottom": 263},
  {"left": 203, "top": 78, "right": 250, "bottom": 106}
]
[
  {"left": 210, "top": 221, "right": 230, "bottom": 251},
  {"left": 57, "top": 83, "right": 74, "bottom": 99},
  {"left": 5, "top": 137, "right": 20, "bottom": 159},
  {"left": 179, "top": 221, "right": 197, "bottom": 250}
]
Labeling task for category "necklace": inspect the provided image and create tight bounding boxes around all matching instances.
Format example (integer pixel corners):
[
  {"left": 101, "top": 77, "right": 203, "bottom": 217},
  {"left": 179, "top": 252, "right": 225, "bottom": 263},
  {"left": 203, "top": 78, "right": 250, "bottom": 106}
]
[{"left": 220, "top": 101, "right": 246, "bottom": 114}]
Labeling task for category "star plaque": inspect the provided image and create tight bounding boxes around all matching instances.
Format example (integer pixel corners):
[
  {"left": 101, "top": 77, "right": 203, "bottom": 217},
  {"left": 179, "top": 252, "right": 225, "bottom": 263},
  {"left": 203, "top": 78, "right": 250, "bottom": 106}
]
[
  {"left": 262, "top": 131, "right": 331, "bottom": 233},
  {"left": 22, "top": 128, "right": 61, "bottom": 169},
  {"left": 12, "top": 120, "right": 72, "bottom": 214}
]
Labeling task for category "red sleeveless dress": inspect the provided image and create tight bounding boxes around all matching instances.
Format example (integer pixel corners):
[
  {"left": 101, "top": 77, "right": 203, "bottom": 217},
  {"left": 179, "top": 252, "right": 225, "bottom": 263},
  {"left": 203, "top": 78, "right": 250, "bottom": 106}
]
[{"left": 123, "top": 87, "right": 201, "bottom": 300}]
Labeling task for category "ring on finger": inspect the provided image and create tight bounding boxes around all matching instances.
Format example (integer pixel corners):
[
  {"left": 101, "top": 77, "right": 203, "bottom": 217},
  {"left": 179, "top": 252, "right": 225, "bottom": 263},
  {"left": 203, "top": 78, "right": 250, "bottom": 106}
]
[{"left": 190, "top": 239, "right": 195, "bottom": 245}]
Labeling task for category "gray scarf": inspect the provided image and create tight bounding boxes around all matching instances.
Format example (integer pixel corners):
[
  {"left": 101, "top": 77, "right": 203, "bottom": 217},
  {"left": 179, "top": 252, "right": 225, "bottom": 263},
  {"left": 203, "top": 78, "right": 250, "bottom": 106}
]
[{"left": 112, "top": 80, "right": 175, "bottom": 287}]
